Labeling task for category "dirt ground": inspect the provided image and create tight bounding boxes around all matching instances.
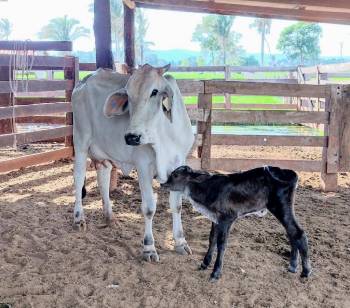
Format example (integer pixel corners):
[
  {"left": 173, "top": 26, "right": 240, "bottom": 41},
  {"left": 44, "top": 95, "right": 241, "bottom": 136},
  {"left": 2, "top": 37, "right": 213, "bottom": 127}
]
[{"left": 0, "top": 145, "right": 349, "bottom": 308}]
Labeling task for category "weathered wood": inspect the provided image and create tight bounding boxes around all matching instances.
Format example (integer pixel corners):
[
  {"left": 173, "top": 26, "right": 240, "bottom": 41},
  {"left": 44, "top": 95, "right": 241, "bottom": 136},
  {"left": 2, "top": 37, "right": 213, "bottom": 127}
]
[
  {"left": 0, "top": 103, "right": 72, "bottom": 120},
  {"left": 204, "top": 80, "right": 329, "bottom": 98},
  {"left": 339, "top": 85, "right": 350, "bottom": 172},
  {"left": 197, "top": 93, "right": 212, "bottom": 169},
  {"left": 301, "top": 62, "right": 350, "bottom": 75},
  {"left": 210, "top": 158, "right": 322, "bottom": 172},
  {"left": 16, "top": 116, "right": 66, "bottom": 125},
  {"left": 124, "top": 3, "right": 135, "bottom": 68},
  {"left": 186, "top": 103, "right": 298, "bottom": 110},
  {"left": 14, "top": 97, "right": 65, "bottom": 105},
  {"left": 177, "top": 80, "right": 204, "bottom": 95},
  {"left": 211, "top": 135, "right": 327, "bottom": 147},
  {"left": 210, "top": 110, "right": 329, "bottom": 124},
  {"left": 326, "top": 86, "right": 342, "bottom": 173},
  {"left": 0, "top": 147, "right": 73, "bottom": 173},
  {"left": 0, "top": 55, "right": 75, "bottom": 70},
  {"left": 0, "top": 40, "right": 72, "bottom": 51},
  {"left": 0, "top": 80, "right": 73, "bottom": 94},
  {"left": 79, "top": 63, "right": 97, "bottom": 71},
  {"left": 187, "top": 157, "right": 201, "bottom": 169},
  {"left": 94, "top": 0, "right": 114, "bottom": 69},
  {"left": 224, "top": 65, "right": 231, "bottom": 109},
  {"left": 136, "top": 0, "right": 350, "bottom": 24},
  {"left": 0, "top": 66, "right": 13, "bottom": 135},
  {"left": 0, "top": 126, "right": 72, "bottom": 147}
]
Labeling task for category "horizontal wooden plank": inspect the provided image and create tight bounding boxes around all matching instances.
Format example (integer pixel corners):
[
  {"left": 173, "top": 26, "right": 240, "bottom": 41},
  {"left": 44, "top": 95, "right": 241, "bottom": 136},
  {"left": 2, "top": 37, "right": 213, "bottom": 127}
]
[
  {"left": 301, "top": 62, "right": 350, "bottom": 75},
  {"left": 0, "top": 80, "right": 74, "bottom": 93},
  {"left": 187, "top": 157, "right": 201, "bottom": 169},
  {"left": 16, "top": 116, "right": 66, "bottom": 125},
  {"left": 79, "top": 63, "right": 97, "bottom": 71},
  {"left": 186, "top": 103, "right": 298, "bottom": 110},
  {"left": 15, "top": 97, "right": 66, "bottom": 105},
  {"left": 210, "top": 158, "right": 322, "bottom": 172},
  {"left": 211, "top": 135, "right": 327, "bottom": 147},
  {"left": 0, "top": 126, "right": 72, "bottom": 147},
  {"left": 205, "top": 80, "right": 330, "bottom": 98},
  {"left": 177, "top": 79, "right": 204, "bottom": 94},
  {"left": 231, "top": 79, "right": 298, "bottom": 84},
  {"left": 0, "top": 55, "right": 74, "bottom": 69},
  {"left": 187, "top": 109, "right": 209, "bottom": 122},
  {"left": 0, "top": 102, "right": 72, "bottom": 120},
  {"left": 0, "top": 147, "right": 73, "bottom": 173},
  {"left": 0, "top": 41, "right": 72, "bottom": 51},
  {"left": 171, "top": 66, "right": 225, "bottom": 72},
  {"left": 210, "top": 110, "right": 329, "bottom": 124},
  {"left": 229, "top": 66, "right": 297, "bottom": 73}
]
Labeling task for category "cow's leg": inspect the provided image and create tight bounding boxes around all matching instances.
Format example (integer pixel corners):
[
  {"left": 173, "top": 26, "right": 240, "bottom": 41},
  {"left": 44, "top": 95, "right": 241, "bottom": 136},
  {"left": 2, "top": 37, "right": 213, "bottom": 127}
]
[
  {"left": 169, "top": 191, "right": 192, "bottom": 255},
  {"left": 73, "top": 151, "right": 88, "bottom": 231},
  {"left": 199, "top": 222, "right": 218, "bottom": 270},
  {"left": 210, "top": 218, "right": 234, "bottom": 281},
  {"left": 137, "top": 165, "right": 159, "bottom": 262},
  {"left": 96, "top": 160, "right": 113, "bottom": 224}
]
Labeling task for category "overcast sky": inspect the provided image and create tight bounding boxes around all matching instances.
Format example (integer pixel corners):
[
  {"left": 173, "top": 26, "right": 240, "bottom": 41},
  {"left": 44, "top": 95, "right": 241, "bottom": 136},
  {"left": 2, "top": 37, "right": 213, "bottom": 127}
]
[{"left": 1, "top": 0, "right": 350, "bottom": 56}]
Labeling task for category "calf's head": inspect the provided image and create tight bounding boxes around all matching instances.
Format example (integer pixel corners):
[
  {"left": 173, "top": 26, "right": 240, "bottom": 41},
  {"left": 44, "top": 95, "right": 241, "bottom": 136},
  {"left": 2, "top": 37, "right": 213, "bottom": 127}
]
[
  {"left": 162, "top": 165, "right": 210, "bottom": 192},
  {"left": 103, "top": 63, "right": 173, "bottom": 146}
]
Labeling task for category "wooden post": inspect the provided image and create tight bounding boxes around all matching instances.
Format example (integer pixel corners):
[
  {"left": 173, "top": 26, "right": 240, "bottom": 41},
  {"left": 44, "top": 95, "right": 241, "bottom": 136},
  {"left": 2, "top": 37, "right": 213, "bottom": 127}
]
[
  {"left": 94, "top": 0, "right": 114, "bottom": 70},
  {"left": 64, "top": 56, "right": 78, "bottom": 149},
  {"left": 0, "top": 66, "right": 14, "bottom": 135},
  {"left": 339, "top": 84, "right": 350, "bottom": 172},
  {"left": 224, "top": 65, "right": 231, "bottom": 109},
  {"left": 124, "top": 3, "right": 135, "bottom": 68},
  {"left": 197, "top": 93, "right": 212, "bottom": 170},
  {"left": 321, "top": 86, "right": 341, "bottom": 192}
]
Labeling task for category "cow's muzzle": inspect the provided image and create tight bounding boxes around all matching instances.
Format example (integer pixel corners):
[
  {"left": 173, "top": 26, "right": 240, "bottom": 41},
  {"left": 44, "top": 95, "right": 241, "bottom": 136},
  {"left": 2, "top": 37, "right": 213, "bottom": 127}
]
[{"left": 125, "top": 133, "right": 141, "bottom": 146}]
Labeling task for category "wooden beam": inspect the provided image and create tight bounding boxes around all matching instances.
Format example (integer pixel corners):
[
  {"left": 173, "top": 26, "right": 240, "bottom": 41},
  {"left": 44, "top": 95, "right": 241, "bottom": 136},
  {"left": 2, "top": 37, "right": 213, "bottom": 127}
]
[
  {"left": 204, "top": 80, "right": 330, "bottom": 98},
  {"left": 210, "top": 158, "right": 322, "bottom": 172},
  {"left": 136, "top": 0, "right": 350, "bottom": 24},
  {"left": 210, "top": 110, "right": 329, "bottom": 124},
  {"left": 0, "top": 126, "right": 72, "bottom": 147},
  {"left": 177, "top": 80, "right": 204, "bottom": 94},
  {"left": 0, "top": 55, "right": 75, "bottom": 70},
  {"left": 0, "top": 41, "right": 72, "bottom": 51},
  {"left": 0, "top": 147, "right": 73, "bottom": 173},
  {"left": 94, "top": 0, "right": 114, "bottom": 69},
  {"left": 0, "top": 80, "right": 73, "bottom": 94},
  {"left": 0, "top": 103, "right": 72, "bottom": 120},
  {"left": 211, "top": 135, "right": 327, "bottom": 147},
  {"left": 124, "top": 3, "right": 136, "bottom": 68}
]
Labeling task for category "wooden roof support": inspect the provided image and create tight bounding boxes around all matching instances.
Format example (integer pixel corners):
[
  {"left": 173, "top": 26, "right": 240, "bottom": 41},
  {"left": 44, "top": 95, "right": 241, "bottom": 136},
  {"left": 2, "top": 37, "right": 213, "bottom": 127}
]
[
  {"left": 124, "top": 2, "right": 136, "bottom": 68},
  {"left": 136, "top": 0, "right": 350, "bottom": 24}
]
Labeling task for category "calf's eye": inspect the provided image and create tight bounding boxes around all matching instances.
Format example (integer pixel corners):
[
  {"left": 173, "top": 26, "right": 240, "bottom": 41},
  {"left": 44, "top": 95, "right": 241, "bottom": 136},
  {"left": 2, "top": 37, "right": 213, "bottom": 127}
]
[{"left": 150, "top": 89, "right": 158, "bottom": 97}]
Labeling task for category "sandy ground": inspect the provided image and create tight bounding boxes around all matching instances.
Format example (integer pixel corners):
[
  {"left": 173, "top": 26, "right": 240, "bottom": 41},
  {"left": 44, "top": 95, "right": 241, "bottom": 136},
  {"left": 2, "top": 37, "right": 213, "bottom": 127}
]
[{"left": 0, "top": 146, "right": 349, "bottom": 308}]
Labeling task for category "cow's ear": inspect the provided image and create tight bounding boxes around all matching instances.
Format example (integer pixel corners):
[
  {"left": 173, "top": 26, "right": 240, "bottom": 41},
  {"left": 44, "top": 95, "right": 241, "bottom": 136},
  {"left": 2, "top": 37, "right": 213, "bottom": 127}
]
[
  {"left": 157, "top": 63, "right": 171, "bottom": 75},
  {"left": 103, "top": 89, "right": 129, "bottom": 118}
]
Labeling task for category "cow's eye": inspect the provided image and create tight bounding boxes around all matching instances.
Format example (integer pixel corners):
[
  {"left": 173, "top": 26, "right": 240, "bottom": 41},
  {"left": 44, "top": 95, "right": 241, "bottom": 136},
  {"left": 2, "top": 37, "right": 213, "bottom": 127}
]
[{"left": 150, "top": 89, "right": 158, "bottom": 97}]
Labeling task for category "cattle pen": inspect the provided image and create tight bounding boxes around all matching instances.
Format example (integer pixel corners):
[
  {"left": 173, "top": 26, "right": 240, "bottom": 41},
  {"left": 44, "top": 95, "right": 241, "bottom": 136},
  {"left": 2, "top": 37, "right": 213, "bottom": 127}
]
[{"left": 1, "top": 0, "right": 350, "bottom": 307}]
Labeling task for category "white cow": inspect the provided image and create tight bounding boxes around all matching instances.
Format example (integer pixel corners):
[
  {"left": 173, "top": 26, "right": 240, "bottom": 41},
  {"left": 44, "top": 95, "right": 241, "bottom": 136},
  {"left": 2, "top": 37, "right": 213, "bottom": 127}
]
[{"left": 72, "top": 64, "right": 194, "bottom": 261}]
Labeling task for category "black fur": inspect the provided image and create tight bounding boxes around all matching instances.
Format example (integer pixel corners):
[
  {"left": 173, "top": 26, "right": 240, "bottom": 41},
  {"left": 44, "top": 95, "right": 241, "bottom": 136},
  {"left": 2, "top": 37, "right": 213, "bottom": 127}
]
[
  {"left": 162, "top": 166, "right": 311, "bottom": 281},
  {"left": 82, "top": 177, "right": 87, "bottom": 199}
]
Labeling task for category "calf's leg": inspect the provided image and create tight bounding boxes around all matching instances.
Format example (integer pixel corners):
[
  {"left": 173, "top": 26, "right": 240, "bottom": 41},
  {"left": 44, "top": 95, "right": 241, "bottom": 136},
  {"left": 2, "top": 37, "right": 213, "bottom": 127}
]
[
  {"left": 267, "top": 199, "right": 311, "bottom": 278},
  {"left": 96, "top": 160, "right": 113, "bottom": 224},
  {"left": 210, "top": 218, "right": 234, "bottom": 281},
  {"left": 199, "top": 222, "right": 218, "bottom": 270}
]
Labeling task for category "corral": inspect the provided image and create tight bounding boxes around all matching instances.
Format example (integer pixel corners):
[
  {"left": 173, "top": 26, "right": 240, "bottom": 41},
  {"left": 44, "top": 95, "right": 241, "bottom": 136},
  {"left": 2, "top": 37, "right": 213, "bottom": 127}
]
[{"left": 0, "top": 0, "right": 350, "bottom": 307}]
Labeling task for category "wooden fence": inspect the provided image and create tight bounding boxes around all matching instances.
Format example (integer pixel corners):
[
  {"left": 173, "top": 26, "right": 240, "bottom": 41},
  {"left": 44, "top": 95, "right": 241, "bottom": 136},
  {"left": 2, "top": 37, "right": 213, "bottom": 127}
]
[{"left": 0, "top": 41, "right": 77, "bottom": 172}]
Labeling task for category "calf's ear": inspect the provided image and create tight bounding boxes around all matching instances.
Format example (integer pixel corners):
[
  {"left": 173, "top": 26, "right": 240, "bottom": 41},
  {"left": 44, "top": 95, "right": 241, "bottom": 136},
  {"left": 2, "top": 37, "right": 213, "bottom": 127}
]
[
  {"left": 161, "top": 84, "right": 174, "bottom": 123},
  {"left": 103, "top": 89, "right": 129, "bottom": 118}
]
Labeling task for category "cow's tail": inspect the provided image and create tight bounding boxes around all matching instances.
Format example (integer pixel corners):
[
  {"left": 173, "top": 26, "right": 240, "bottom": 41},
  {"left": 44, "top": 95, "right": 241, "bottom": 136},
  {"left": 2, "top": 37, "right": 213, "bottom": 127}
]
[
  {"left": 265, "top": 166, "right": 298, "bottom": 188},
  {"left": 82, "top": 177, "right": 87, "bottom": 199}
]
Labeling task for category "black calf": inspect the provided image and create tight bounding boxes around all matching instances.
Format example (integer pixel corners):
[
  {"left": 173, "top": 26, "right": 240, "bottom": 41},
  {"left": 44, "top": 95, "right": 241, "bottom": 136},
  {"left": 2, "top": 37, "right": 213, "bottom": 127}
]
[{"left": 162, "top": 165, "right": 311, "bottom": 281}]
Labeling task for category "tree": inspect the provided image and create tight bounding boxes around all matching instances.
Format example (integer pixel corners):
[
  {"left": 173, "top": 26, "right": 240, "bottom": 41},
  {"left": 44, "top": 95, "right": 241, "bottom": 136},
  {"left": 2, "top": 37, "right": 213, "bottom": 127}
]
[
  {"left": 135, "top": 9, "right": 153, "bottom": 64},
  {"left": 250, "top": 18, "right": 271, "bottom": 66},
  {"left": 0, "top": 18, "right": 12, "bottom": 40},
  {"left": 89, "top": 0, "right": 123, "bottom": 62},
  {"left": 38, "top": 15, "right": 89, "bottom": 41},
  {"left": 192, "top": 15, "right": 243, "bottom": 65},
  {"left": 277, "top": 22, "right": 322, "bottom": 65}
]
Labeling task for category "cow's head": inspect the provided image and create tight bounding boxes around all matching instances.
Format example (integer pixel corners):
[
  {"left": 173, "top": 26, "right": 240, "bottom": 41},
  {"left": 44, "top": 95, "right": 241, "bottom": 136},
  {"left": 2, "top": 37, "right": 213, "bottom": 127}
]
[{"left": 103, "top": 63, "right": 173, "bottom": 146}]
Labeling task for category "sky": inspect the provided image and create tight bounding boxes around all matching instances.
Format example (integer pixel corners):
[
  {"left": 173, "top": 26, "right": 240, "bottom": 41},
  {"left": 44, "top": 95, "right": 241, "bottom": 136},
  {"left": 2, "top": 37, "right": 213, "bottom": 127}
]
[{"left": 1, "top": 0, "right": 350, "bottom": 57}]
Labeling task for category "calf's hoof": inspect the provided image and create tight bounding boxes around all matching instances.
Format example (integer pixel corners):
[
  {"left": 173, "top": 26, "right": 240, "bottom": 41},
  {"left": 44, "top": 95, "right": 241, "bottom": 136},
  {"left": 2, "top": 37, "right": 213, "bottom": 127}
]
[
  {"left": 142, "top": 250, "right": 159, "bottom": 262},
  {"left": 73, "top": 219, "right": 87, "bottom": 231},
  {"left": 198, "top": 262, "right": 208, "bottom": 271},
  {"left": 288, "top": 264, "right": 298, "bottom": 273},
  {"left": 175, "top": 243, "right": 192, "bottom": 255},
  {"left": 209, "top": 271, "right": 221, "bottom": 282},
  {"left": 300, "top": 268, "right": 312, "bottom": 278}
]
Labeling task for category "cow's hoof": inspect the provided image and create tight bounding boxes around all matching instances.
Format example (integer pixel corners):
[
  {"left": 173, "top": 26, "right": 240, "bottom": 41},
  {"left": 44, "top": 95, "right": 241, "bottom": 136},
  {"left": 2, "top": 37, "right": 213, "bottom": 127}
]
[
  {"left": 209, "top": 271, "right": 221, "bottom": 282},
  {"left": 73, "top": 220, "right": 86, "bottom": 231},
  {"left": 198, "top": 262, "right": 208, "bottom": 271},
  {"left": 142, "top": 250, "right": 159, "bottom": 262},
  {"left": 300, "top": 268, "right": 312, "bottom": 278},
  {"left": 175, "top": 243, "right": 192, "bottom": 255},
  {"left": 288, "top": 265, "right": 298, "bottom": 273}
]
